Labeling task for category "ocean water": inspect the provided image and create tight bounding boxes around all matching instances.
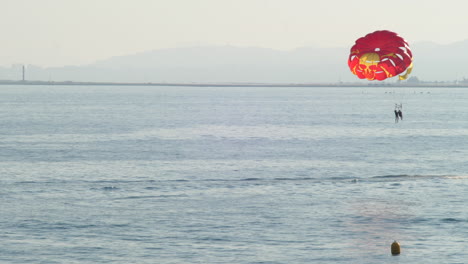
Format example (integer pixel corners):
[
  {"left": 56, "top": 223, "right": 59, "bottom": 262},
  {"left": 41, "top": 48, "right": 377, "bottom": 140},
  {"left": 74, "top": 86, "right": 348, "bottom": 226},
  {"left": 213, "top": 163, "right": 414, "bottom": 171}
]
[{"left": 1, "top": 85, "right": 468, "bottom": 263}]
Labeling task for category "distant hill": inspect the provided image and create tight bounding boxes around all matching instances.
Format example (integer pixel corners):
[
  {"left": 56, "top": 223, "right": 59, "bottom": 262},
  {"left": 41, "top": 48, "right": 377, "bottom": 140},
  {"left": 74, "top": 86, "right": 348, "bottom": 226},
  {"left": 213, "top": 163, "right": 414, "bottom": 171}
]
[
  {"left": 410, "top": 40, "right": 468, "bottom": 81},
  {"left": 88, "top": 45, "right": 351, "bottom": 83},
  {"left": 3, "top": 40, "right": 468, "bottom": 83}
]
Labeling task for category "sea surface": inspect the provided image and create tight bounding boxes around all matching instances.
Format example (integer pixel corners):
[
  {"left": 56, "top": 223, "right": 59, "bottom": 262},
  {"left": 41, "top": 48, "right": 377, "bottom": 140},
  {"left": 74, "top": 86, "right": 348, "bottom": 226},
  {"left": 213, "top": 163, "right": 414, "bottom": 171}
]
[{"left": 1, "top": 85, "right": 468, "bottom": 263}]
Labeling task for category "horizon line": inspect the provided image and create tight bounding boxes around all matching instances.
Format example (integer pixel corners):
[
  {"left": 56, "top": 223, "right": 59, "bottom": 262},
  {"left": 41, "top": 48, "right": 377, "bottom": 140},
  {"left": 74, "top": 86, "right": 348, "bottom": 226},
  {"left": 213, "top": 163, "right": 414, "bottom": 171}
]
[{"left": 0, "top": 79, "right": 467, "bottom": 88}]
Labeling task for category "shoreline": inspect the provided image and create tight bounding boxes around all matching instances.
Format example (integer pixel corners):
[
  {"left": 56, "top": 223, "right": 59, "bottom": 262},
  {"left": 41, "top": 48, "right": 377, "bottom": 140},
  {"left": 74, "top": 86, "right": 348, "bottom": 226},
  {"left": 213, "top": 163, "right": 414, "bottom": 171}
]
[{"left": 0, "top": 80, "right": 466, "bottom": 88}]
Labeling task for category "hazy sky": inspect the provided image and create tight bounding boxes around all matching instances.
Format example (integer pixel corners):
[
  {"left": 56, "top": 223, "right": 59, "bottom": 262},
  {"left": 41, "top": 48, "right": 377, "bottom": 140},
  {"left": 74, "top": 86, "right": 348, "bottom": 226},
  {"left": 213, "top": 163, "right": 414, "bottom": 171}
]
[{"left": 2, "top": 0, "right": 468, "bottom": 67}]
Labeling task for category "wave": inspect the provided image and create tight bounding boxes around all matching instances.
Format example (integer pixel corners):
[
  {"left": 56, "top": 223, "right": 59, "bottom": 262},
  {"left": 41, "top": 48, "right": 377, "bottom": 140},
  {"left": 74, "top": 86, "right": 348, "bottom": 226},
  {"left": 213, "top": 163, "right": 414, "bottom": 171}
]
[
  {"left": 200, "top": 176, "right": 320, "bottom": 182},
  {"left": 15, "top": 219, "right": 101, "bottom": 230},
  {"left": 371, "top": 174, "right": 468, "bottom": 181},
  {"left": 116, "top": 194, "right": 188, "bottom": 200},
  {"left": 100, "top": 186, "right": 120, "bottom": 191},
  {"left": 372, "top": 174, "right": 415, "bottom": 179},
  {"left": 8, "top": 124, "right": 468, "bottom": 144},
  {"left": 441, "top": 218, "right": 468, "bottom": 223}
]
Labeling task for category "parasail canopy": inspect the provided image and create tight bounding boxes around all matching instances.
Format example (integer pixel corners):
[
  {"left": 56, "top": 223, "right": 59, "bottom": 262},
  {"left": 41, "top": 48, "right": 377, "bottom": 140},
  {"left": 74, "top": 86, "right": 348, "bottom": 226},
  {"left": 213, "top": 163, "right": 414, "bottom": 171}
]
[{"left": 348, "top": 30, "right": 413, "bottom": 81}]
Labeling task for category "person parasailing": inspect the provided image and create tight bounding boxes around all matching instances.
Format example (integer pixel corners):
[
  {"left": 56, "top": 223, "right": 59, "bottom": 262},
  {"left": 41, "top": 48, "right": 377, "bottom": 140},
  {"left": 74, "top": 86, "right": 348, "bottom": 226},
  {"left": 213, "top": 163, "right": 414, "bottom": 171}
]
[
  {"left": 347, "top": 30, "right": 413, "bottom": 123},
  {"left": 394, "top": 103, "right": 403, "bottom": 123}
]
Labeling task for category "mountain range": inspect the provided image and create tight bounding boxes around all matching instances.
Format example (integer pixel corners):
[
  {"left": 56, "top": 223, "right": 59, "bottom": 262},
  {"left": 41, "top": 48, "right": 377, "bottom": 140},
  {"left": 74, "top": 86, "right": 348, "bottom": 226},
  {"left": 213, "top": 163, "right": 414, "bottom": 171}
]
[{"left": 3, "top": 40, "right": 468, "bottom": 83}]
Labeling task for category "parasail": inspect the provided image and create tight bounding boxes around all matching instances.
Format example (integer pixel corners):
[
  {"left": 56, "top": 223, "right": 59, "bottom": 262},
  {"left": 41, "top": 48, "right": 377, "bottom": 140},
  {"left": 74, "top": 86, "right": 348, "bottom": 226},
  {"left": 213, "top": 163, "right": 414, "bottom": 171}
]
[{"left": 348, "top": 30, "right": 413, "bottom": 81}]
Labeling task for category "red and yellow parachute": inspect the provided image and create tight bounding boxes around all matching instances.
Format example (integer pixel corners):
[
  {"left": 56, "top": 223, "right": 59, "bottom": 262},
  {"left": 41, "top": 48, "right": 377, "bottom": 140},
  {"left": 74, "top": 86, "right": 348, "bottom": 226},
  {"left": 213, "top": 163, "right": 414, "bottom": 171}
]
[{"left": 348, "top": 30, "right": 413, "bottom": 81}]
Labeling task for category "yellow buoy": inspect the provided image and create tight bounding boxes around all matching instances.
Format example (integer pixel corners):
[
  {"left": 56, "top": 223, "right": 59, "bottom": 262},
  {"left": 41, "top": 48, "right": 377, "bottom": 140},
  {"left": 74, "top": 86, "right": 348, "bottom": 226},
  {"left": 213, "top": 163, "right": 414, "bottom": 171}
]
[{"left": 391, "top": 241, "right": 401, "bottom": 255}]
